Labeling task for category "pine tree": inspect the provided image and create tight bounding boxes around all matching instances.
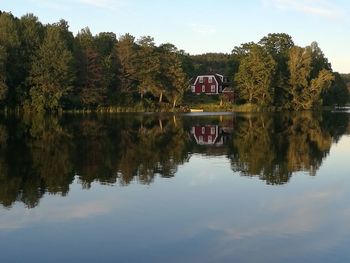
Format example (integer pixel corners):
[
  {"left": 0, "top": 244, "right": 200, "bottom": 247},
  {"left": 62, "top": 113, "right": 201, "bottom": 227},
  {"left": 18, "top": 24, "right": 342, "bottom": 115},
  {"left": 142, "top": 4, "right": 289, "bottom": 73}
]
[
  {"left": 0, "top": 12, "right": 20, "bottom": 105},
  {"left": 115, "top": 34, "right": 138, "bottom": 94},
  {"left": 29, "top": 25, "right": 74, "bottom": 111},
  {"left": 17, "top": 14, "right": 44, "bottom": 104},
  {"left": 135, "top": 36, "right": 161, "bottom": 100},
  {"left": 80, "top": 48, "right": 105, "bottom": 106}
]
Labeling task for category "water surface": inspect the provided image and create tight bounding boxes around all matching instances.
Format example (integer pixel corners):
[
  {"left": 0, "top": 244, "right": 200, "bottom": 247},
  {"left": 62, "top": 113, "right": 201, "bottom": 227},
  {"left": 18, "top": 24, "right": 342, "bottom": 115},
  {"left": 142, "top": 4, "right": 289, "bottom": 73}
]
[{"left": 0, "top": 112, "right": 349, "bottom": 262}]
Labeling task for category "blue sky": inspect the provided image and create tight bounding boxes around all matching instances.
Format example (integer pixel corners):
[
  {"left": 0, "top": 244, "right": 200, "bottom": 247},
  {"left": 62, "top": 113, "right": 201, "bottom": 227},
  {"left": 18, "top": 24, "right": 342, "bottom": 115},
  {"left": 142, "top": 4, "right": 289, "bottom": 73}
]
[{"left": 2, "top": 0, "right": 350, "bottom": 72}]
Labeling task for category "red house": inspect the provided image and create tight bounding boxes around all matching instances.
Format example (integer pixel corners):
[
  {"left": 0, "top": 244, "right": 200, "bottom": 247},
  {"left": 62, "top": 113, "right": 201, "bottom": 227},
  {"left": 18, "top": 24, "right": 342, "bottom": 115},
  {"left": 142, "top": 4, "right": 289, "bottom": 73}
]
[{"left": 191, "top": 74, "right": 226, "bottom": 95}]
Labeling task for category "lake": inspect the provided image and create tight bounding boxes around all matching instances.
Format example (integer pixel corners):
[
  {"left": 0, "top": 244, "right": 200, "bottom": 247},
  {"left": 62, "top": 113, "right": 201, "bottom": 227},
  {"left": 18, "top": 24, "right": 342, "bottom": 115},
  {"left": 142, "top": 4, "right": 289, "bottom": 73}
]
[{"left": 0, "top": 111, "right": 349, "bottom": 263}]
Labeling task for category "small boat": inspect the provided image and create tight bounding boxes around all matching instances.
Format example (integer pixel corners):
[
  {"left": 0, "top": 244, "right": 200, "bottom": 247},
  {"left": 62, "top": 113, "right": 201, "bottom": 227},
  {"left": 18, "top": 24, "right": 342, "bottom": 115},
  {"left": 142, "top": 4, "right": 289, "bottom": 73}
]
[{"left": 190, "top": 109, "right": 204, "bottom": 113}]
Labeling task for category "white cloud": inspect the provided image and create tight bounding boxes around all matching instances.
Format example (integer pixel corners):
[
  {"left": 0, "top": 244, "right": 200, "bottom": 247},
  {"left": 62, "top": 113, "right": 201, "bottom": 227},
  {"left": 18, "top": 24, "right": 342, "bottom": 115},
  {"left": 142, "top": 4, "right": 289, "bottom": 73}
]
[
  {"left": 29, "top": 0, "right": 125, "bottom": 11},
  {"left": 190, "top": 23, "right": 216, "bottom": 36},
  {"left": 28, "top": 0, "right": 69, "bottom": 10},
  {"left": 262, "top": 0, "right": 345, "bottom": 20},
  {"left": 78, "top": 0, "right": 124, "bottom": 11}
]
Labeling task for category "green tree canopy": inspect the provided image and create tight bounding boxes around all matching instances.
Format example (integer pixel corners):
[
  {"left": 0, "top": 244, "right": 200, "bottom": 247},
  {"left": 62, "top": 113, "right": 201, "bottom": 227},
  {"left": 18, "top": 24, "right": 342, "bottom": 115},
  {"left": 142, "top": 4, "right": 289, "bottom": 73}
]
[{"left": 235, "top": 45, "right": 277, "bottom": 105}]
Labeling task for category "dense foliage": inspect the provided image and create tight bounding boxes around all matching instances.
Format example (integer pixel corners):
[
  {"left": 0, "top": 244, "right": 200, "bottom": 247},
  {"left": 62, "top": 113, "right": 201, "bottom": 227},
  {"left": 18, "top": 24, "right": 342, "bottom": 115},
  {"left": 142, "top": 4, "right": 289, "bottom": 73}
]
[
  {"left": 0, "top": 12, "right": 348, "bottom": 111},
  {"left": 232, "top": 34, "right": 348, "bottom": 108}
]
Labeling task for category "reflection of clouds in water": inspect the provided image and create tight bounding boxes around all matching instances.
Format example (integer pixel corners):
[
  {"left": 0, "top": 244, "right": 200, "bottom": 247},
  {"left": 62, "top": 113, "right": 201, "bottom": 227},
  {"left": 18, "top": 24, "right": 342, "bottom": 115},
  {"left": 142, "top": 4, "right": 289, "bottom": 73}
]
[
  {"left": 209, "top": 186, "right": 342, "bottom": 238},
  {"left": 182, "top": 155, "right": 231, "bottom": 186},
  {"left": 190, "top": 183, "right": 350, "bottom": 260},
  {"left": 0, "top": 199, "right": 118, "bottom": 230},
  {"left": 331, "top": 136, "right": 350, "bottom": 153}
]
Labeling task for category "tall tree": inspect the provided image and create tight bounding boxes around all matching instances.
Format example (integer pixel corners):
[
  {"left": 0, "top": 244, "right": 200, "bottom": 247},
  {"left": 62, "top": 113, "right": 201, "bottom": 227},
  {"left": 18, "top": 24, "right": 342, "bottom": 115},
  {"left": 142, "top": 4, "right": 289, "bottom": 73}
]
[
  {"left": 158, "top": 44, "right": 187, "bottom": 108},
  {"left": 75, "top": 28, "right": 107, "bottom": 107},
  {"left": 81, "top": 48, "right": 106, "bottom": 106},
  {"left": 135, "top": 36, "right": 161, "bottom": 100},
  {"left": 288, "top": 46, "right": 334, "bottom": 109},
  {"left": 310, "top": 41, "right": 332, "bottom": 79},
  {"left": 0, "top": 12, "right": 20, "bottom": 105},
  {"left": 29, "top": 25, "right": 75, "bottom": 111},
  {"left": 288, "top": 46, "right": 312, "bottom": 110},
  {"left": 235, "top": 45, "right": 277, "bottom": 105},
  {"left": 259, "top": 33, "right": 295, "bottom": 107},
  {"left": 17, "top": 13, "right": 44, "bottom": 104},
  {"left": 115, "top": 34, "right": 138, "bottom": 94}
]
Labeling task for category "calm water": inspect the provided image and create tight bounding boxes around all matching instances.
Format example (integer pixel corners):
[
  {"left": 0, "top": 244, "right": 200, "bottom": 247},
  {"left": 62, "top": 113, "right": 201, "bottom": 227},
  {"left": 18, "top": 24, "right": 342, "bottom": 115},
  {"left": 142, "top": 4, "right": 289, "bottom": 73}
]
[{"left": 0, "top": 112, "right": 349, "bottom": 263}]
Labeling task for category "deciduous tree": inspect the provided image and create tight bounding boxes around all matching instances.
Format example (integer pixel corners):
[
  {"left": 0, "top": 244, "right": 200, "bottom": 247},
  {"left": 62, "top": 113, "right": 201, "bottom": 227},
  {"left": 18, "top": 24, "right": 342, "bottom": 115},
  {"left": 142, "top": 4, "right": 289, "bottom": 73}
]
[{"left": 235, "top": 45, "right": 277, "bottom": 105}]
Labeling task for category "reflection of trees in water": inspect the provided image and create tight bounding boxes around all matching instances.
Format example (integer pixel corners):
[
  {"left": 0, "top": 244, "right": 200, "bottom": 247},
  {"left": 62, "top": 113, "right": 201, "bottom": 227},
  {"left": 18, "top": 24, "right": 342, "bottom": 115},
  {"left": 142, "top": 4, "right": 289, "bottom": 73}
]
[
  {"left": 72, "top": 117, "right": 116, "bottom": 188},
  {"left": 115, "top": 117, "right": 191, "bottom": 185},
  {"left": 0, "top": 114, "right": 74, "bottom": 208},
  {"left": 69, "top": 115, "right": 191, "bottom": 187},
  {"left": 0, "top": 112, "right": 348, "bottom": 208},
  {"left": 229, "top": 112, "right": 348, "bottom": 184},
  {"left": 25, "top": 114, "right": 74, "bottom": 195}
]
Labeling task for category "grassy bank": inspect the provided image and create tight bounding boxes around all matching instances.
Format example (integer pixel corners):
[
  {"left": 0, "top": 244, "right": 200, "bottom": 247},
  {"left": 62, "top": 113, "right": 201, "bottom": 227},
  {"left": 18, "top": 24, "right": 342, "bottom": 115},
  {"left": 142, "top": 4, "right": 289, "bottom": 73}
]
[{"left": 1, "top": 94, "right": 338, "bottom": 114}]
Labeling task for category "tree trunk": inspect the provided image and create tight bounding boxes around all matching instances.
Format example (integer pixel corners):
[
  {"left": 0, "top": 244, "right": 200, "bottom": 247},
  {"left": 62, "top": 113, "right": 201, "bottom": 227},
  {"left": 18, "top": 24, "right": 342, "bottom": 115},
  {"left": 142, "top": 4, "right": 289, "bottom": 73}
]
[
  {"left": 172, "top": 99, "right": 177, "bottom": 110},
  {"left": 173, "top": 115, "right": 177, "bottom": 127}
]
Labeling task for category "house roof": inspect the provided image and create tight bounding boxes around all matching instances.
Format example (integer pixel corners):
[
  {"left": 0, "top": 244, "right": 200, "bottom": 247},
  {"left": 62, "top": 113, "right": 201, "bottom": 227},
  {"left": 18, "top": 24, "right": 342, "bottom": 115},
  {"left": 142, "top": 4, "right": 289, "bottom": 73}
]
[
  {"left": 214, "top": 74, "right": 223, "bottom": 85},
  {"left": 193, "top": 73, "right": 225, "bottom": 85}
]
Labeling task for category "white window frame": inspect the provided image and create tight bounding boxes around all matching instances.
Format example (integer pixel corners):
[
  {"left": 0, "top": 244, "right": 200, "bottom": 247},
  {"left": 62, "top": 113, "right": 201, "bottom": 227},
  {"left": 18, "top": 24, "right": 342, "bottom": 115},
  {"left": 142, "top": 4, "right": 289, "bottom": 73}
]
[
  {"left": 211, "top": 127, "right": 216, "bottom": 135},
  {"left": 208, "top": 136, "right": 212, "bottom": 143},
  {"left": 202, "top": 85, "right": 205, "bottom": 92},
  {"left": 202, "top": 127, "right": 205, "bottom": 134},
  {"left": 199, "top": 76, "right": 204, "bottom": 83},
  {"left": 199, "top": 136, "right": 203, "bottom": 143},
  {"left": 208, "top": 76, "right": 213, "bottom": 83},
  {"left": 211, "top": 85, "right": 216, "bottom": 93}
]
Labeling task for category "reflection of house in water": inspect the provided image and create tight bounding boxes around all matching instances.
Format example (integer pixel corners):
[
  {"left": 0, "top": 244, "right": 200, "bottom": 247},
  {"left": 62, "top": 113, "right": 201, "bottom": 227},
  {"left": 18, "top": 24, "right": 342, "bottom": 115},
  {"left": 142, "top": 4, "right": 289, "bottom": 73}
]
[
  {"left": 191, "top": 118, "right": 234, "bottom": 146},
  {"left": 192, "top": 125, "right": 223, "bottom": 146}
]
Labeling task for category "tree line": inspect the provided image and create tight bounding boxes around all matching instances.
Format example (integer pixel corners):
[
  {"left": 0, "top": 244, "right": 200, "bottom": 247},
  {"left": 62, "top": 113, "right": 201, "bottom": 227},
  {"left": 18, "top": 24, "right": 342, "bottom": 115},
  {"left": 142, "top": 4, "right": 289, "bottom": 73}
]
[
  {"left": 0, "top": 11, "right": 187, "bottom": 111},
  {"left": 232, "top": 34, "right": 349, "bottom": 109},
  {"left": 0, "top": 11, "right": 348, "bottom": 112}
]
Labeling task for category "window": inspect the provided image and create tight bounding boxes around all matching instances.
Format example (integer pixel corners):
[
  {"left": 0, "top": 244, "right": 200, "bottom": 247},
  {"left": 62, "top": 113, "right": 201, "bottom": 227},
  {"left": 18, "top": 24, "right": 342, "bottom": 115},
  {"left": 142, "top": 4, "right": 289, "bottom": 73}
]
[
  {"left": 202, "top": 85, "right": 205, "bottom": 92},
  {"left": 208, "top": 136, "right": 212, "bottom": 143},
  {"left": 202, "top": 127, "right": 205, "bottom": 134},
  {"left": 208, "top": 76, "right": 213, "bottom": 83},
  {"left": 211, "top": 85, "right": 216, "bottom": 92},
  {"left": 199, "top": 136, "right": 203, "bottom": 143},
  {"left": 211, "top": 127, "right": 216, "bottom": 135},
  {"left": 199, "top": 76, "right": 204, "bottom": 83}
]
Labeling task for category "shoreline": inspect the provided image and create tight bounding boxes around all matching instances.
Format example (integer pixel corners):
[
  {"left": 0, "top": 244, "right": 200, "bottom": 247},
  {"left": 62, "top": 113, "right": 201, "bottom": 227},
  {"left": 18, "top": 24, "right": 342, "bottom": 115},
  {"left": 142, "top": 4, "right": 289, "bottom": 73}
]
[{"left": 1, "top": 104, "right": 343, "bottom": 115}]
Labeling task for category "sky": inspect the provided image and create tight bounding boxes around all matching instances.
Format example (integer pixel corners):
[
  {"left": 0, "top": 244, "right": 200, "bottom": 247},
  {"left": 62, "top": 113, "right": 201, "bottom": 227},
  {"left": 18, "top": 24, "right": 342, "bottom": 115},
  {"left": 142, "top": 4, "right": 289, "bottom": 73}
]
[{"left": 1, "top": 0, "right": 350, "bottom": 72}]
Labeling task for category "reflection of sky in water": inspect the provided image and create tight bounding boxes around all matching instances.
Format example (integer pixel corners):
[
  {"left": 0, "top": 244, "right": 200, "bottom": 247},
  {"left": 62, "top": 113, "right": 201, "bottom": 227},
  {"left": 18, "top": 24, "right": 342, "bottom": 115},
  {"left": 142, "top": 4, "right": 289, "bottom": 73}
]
[{"left": 0, "top": 135, "right": 350, "bottom": 262}]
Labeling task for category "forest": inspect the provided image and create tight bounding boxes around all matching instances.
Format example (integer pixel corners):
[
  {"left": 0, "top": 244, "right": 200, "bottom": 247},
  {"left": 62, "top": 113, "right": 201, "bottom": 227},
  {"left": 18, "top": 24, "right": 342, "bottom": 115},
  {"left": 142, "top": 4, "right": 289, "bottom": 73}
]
[{"left": 0, "top": 11, "right": 349, "bottom": 112}]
